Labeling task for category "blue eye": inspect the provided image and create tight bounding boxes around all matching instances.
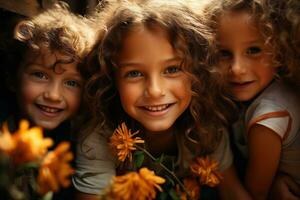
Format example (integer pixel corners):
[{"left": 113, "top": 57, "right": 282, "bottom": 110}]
[
  {"left": 125, "top": 70, "right": 142, "bottom": 78},
  {"left": 165, "top": 66, "right": 181, "bottom": 74},
  {"left": 246, "top": 47, "right": 262, "bottom": 55},
  {"left": 65, "top": 80, "right": 81, "bottom": 88}
]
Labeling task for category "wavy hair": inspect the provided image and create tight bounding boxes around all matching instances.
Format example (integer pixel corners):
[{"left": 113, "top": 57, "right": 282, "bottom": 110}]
[
  {"left": 13, "top": 1, "right": 99, "bottom": 79},
  {"left": 271, "top": 0, "right": 300, "bottom": 89},
  {"left": 203, "top": 0, "right": 287, "bottom": 75},
  {"left": 85, "top": 0, "right": 235, "bottom": 154}
]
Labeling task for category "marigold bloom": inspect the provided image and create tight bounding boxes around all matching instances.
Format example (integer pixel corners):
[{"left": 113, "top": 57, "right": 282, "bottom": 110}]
[
  {"left": 37, "top": 142, "right": 74, "bottom": 195},
  {"left": 190, "top": 156, "right": 223, "bottom": 187},
  {"left": 0, "top": 124, "right": 16, "bottom": 153},
  {"left": 0, "top": 120, "right": 53, "bottom": 165},
  {"left": 110, "top": 123, "right": 144, "bottom": 162},
  {"left": 176, "top": 178, "right": 201, "bottom": 200},
  {"left": 107, "top": 167, "right": 165, "bottom": 200}
]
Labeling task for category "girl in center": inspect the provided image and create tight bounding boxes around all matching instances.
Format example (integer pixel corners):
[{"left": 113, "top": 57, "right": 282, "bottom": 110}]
[{"left": 73, "top": 0, "right": 250, "bottom": 199}]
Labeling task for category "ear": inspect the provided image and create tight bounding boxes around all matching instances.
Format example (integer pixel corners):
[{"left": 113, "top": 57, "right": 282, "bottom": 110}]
[{"left": 14, "top": 21, "right": 35, "bottom": 42}]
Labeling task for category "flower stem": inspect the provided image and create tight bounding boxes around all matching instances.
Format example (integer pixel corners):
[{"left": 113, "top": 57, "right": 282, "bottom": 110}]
[{"left": 136, "top": 145, "right": 192, "bottom": 199}]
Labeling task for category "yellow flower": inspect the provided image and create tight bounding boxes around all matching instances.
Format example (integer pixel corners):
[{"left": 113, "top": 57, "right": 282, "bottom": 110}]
[
  {"left": 190, "top": 156, "right": 223, "bottom": 187},
  {"left": 106, "top": 167, "right": 165, "bottom": 200},
  {"left": 110, "top": 123, "right": 144, "bottom": 162},
  {"left": 0, "top": 120, "right": 53, "bottom": 165},
  {"left": 176, "top": 178, "right": 201, "bottom": 200},
  {"left": 37, "top": 142, "right": 74, "bottom": 195},
  {"left": 0, "top": 123, "right": 16, "bottom": 153}
]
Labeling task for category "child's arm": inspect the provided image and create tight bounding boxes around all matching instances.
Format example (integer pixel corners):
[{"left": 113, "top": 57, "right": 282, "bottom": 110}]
[
  {"left": 269, "top": 173, "right": 300, "bottom": 200},
  {"left": 218, "top": 164, "right": 252, "bottom": 200},
  {"left": 245, "top": 124, "right": 281, "bottom": 200}
]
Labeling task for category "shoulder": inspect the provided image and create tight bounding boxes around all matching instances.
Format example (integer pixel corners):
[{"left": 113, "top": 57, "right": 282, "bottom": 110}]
[
  {"left": 77, "top": 124, "right": 114, "bottom": 160},
  {"left": 247, "top": 81, "right": 300, "bottom": 120}
]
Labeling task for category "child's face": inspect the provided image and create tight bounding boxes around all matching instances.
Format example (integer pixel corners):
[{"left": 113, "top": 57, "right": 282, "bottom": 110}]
[
  {"left": 115, "top": 26, "right": 192, "bottom": 134},
  {"left": 17, "top": 49, "right": 83, "bottom": 130},
  {"left": 217, "top": 11, "right": 276, "bottom": 102}
]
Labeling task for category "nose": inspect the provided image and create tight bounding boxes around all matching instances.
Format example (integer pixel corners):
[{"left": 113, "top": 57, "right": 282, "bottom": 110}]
[
  {"left": 144, "top": 76, "right": 165, "bottom": 98},
  {"left": 43, "top": 82, "right": 63, "bottom": 101},
  {"left": 229, "top": 56, "right": 247, "bottom": 76}
]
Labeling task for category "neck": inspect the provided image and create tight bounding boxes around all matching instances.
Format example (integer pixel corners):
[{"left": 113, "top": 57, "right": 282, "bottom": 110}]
[{"left": 144, "top": 128, "right": 177, "bottom": 157}]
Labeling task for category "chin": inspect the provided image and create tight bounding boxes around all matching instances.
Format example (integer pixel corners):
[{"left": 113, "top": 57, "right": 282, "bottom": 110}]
[
  {"left": 143, "top": 123, "right": 173, "bottom": 133},
  {"left": 35, "top": 121, "right": 59, "bottom": 130}
]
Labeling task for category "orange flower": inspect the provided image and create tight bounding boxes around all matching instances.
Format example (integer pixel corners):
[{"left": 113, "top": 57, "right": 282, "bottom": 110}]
[
  {"left": 176, "top": 178, "right": 201, "bottom": 200},
  {"left": 110, "top": 123, "right": 144, "bottom": 162},
  {"left": 37, "top": 142, "right": 74, "bottom": 195},
  {"left": 106, "top": 167, "right": 165, "bottom": 200},
  {"left": 0, "top": 123, "right": 16, "bottom": 153},
  {"left": 0, "top": 120, "right": 53, "bottom": 165},
  {"left": 190, "top": 156, "right": 223, "bottom": 187}
]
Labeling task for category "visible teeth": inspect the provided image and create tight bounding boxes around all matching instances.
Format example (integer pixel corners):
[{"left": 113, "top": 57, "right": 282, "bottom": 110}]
[
  {"left": 38, "top": 105, "right": 60, "bottom": 113},
  {"left": 145, "top": 104, "right": 169, "bottom": 111}
]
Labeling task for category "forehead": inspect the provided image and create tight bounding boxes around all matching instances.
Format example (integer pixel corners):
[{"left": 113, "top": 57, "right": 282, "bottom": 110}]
[
  {"left": 219, "top": 10, "right": 256, "bottom": 28},
  {"left": 117, "top": 25, "right": 175, "bottom": 60},
  {"left": 23, "top": 46, "right": 78, "bottom": 72},
  {"left": 218, "top": 11, "right": 262, "bottom": 41}
]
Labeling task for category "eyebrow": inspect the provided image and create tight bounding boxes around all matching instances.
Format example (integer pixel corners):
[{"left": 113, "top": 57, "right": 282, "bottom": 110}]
[
  {"left": 25, "top": 57, "right": 74, "bottom": 68},
  {"left": 243, "top": 39, "right": 263, "bottom": 45},
  {"left": 118, "top": 57, "right": 182, "bottom": 67}
]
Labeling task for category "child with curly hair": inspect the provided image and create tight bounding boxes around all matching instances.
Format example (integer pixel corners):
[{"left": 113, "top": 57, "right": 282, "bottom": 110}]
[
  {"left": 73, "top": 0, "right": 251, "bottom": 200},
  {"left": 1, "top": 2, "right": 99, "bottom": 199},
  {"left": 2, "top": 1, "right": 98, "bottom": 133},
  {"left": 203, "top": 0, "right": 300, "bottom": 199}
]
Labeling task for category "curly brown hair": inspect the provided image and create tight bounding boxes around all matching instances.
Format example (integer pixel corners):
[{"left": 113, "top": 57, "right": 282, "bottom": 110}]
[
  {"left": 85, "top": 0, "right": 235, "bottom": 154},
  {"left": 12, "top": 1, "right": 99, "bottom": 79},
  {"left": 202, "top": 0, "right": 300, "bottom": 84},
  {"left": 270, "top": 0, "right": 300, "bottom": 89}
]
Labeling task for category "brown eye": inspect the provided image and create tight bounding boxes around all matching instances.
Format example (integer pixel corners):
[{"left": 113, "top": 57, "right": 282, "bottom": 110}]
[
  {"left": 31, "top": 72, "right": 47, "bottom": 80},
  {"left": 218, "top": 49, "right": 232, "bottom": 60},
  {"left": 246, "top": 47, "right": 262, "bottom": 55}
]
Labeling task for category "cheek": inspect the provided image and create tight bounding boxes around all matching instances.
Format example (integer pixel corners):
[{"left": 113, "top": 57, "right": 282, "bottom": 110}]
[
  {"left": 217, "top": 61, "right": 231, "bottom": 79},
  {"left": 18, "top": 81, "right": 40, "bottom": 103},
  {"left": 117, "top": 83, "right": 141, "bottom": 109},
  {"left": 174, "top": 77, "right": 192, "bottom": 100},
  {"left": 66, "top": 91, "right": 82, "bottom": 114},
  {"left": 262, "top": 68, "right": 276, "bottom": 83}
]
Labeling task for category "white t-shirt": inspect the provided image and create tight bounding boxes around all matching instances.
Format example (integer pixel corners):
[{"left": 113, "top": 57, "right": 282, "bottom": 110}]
[
  {"left": 232, "top": 81, "right": 300, "bottom": 183},
  {"left": 73, "top": 126, "right": 233, "bottom": 195}
]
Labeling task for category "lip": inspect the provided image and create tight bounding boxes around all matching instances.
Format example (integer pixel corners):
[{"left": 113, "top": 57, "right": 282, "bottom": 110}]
[
  {"left": 230, "top": 81, "right": 254, "bottom": 91},
  {"left": 35, "top": 103, "right": 64, "bottom": 118},
  {"left": 139, "top": 103, "right": 174, "bottom": 117}
]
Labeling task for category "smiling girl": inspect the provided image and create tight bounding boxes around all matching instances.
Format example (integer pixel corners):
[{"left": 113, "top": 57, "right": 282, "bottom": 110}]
[
  {"left": 204, "top": 0, "right": 300, "bottom": 199},
  {"left": 73, "top": 1, "right": 250, "bottom": 200},
  {"left": 0, "top": 3, "right": 98, "bottom": 199}
]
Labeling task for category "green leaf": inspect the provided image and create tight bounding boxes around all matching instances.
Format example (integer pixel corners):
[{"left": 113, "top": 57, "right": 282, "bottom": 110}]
[
  {"left": 168, "top": 188, "right": 180, "bottom": 200},
  {"left": 17, "top": 162, "right": 39, "bottom": 171},
  {"left": 157, "top": 191, "right": 168, "bottom": 200},
  {"left": 133, "top": 151, "right": 144, "bottom": 169},
  {"left": 165, "top": 175, "right": 175, "bottom": 186},
  {"left": 156, "top": 154, "right": 165, "bottom": 164}
]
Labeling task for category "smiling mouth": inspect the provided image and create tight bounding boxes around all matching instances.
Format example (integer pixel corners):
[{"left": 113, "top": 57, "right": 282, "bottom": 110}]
[
  {"left": 36, "top": 104, "right": 63, "bottom": 113},
  {"left": 230, "top": 81, "right": 253, "bottom": 87},
  {"left": 143, "top": 104, "right": 173, "bottom": 112}
]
